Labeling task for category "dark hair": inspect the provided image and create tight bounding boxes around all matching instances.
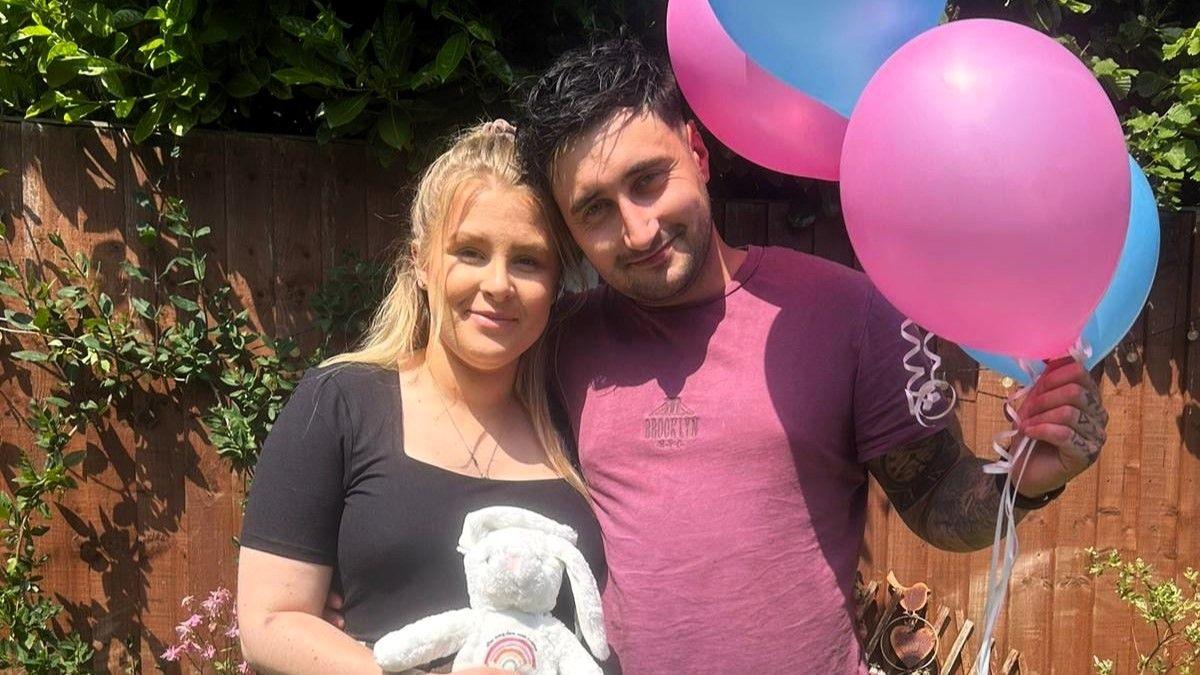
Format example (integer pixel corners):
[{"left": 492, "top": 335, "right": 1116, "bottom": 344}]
[{"left": 517, "top": 36, "right": 686, "bottom": 195}]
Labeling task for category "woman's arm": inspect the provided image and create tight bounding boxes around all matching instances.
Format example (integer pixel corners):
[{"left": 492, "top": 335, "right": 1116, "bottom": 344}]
[{"left": 237, "top": 547, "right": 381, "bottom": 675}]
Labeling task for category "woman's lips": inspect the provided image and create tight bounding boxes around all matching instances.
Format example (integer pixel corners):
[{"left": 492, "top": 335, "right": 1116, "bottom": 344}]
[{"left": 468, "top": 310, "right": 517, "bottom": 330}]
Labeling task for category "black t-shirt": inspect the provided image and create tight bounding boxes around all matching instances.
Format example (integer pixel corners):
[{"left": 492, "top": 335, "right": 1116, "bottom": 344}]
[{"left": 240, "top": 363, "right": 606, "bottom": 645}]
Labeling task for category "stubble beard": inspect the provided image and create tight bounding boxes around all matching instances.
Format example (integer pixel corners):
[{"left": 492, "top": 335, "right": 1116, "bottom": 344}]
[{"left": 619, "top": 216, "right": 714, "bottom": 306}]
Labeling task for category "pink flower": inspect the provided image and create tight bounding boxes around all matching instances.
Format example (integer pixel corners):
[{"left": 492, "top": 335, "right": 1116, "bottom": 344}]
[
  {"left": 161, "top": 644, "right": 185, "bottom": 662},
  {"left": 175, "top": 624, "right": 192, "bottom": 640},
  {"left": 201, "top": 644, "right": 216, "bottom": 661},
  {"left": 182, "top": 613, "right": 203, "bottom": 629},
  {"left": 238, "top": 662, "right": 252, "bottom": 674},
  {"left": 180, "top": 595, "right": 194, "bottom": 608},
  {"left": 224, "top": 624, "right": 240, "bottom": 639}
]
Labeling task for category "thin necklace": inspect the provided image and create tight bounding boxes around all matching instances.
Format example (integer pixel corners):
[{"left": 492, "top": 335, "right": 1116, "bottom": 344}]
[{"left": 428, "top": 369, "right": 502, "bottom": 479}]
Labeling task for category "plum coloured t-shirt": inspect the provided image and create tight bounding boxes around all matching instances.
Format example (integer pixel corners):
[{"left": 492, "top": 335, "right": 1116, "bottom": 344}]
[{"left": 552, "top": 245, "right": 947, "bottom": 674}]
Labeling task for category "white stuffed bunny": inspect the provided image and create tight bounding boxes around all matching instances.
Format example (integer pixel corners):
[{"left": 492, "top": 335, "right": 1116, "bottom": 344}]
[{"left": 374, "top": 506, "right": 609, "bottom": 674}]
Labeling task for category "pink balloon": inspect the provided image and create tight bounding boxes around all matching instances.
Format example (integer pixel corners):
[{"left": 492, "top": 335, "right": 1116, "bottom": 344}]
[
  {"left": 667, "top": 0, "right": 848, "bottom": 180},
  {"left": 840, "top": 19, "right": 1129, "bottom": 359}
]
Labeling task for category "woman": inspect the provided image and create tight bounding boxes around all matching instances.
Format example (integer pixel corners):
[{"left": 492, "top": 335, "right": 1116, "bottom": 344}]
[{"left": 236, "top": 122, "right": 604, "bottom": 674}]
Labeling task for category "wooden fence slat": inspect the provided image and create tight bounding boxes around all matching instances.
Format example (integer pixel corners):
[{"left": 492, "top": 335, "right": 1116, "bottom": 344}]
[
  {"left": 76, "top": 125, "right": 139, "bottom": 671},
  {"left": 1180, "top": 210, "right": 1200, "bottom": 603},
  {"left": 765, "top": 201, "right": 813, "bottom": 253},
  {"left": 1133, "top": 211, "right": 1192, "bottom": 668},
  {"left": 117, "top": 131, "right": 192, "bottom": 672},
  {"left": 322, "top": 142, "right": 370, "bottom": 269},
  {"left": 364, "top": 160, "right": 407, "bottom": 260},
  {"left": 27, "top": 123, "right": 101, "bottom": 661},
  {"left": 224, "top": 136, "right": 276, "bottom": 336},
  {"left": 723, "top": 200, "right": 767, "bottom": 249},
  {"left": 272, "top": 138, "right": 323, "bottom": 354},
  {"left": 968, "top": 370, "right": 1011, "bottom": 673},
  {"left": 172, "top": 131, "right": 240, "bottom": 610}
]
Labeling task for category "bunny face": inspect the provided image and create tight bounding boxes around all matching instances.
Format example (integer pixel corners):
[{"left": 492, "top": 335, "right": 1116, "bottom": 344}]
[{"left": 464, "top": 527, "right": 565, "bottom": 613}]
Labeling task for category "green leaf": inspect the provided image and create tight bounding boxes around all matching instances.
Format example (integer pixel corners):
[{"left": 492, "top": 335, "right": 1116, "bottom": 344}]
[
  {"left": 24, "top": 91, "right": 64, "bottom": 119},
  {"left": 376, "top": 107, "right": 411, "bottom": 150},
  {"left": 1163, "top": 141, "right": 1199, "bottom": 171},
  {"left": 63, "top": 102, "right": 101, "bottom": 123},
  {"left": 44, "top": 56, "right": 88, "bottom": 88},
  {"left": 1057, "top": 0, "right": 1091, "bottom": 14},
  {"left": 16, "top": 25, "right": 53, "bottom": 40},
  {"left": 99, "top": 71, "right": 126, "bottom": 98},
  {"left": 138, "top": 37, "right": 164, "bottom": 54},
  {"left": 271, "top": 67, "right": 337, "bottom": 87},
  {"left": 131, "top": 297, "right": 154, "bottom": 319},
  {"left": 0, "top": 281, "right": 18, "bottom": 297},
  {"left": 434, "top": 32, "right": 468, "bottom": 82},
  {"left": 133, "top": 102, "right": 164, "bottom": 143},
  {"left": 98, "top": 293, "right": 114, "bottom": 317},
  {"left": 476, "top": 45, "right": 513, "bottom": 85},
  {"left": 144, "top": 6, "right": 168, "bottom": 21},
  {"left": 279, "top": 16, "right": 311, "bottom": 38},
  {"left": 44, "top": 396, "right": 69, "bottom": 408},
  {"left": 169, "top": 295, "right": 199, "bottom": 312},
  {"left": 42, "top": 40, "right": 79, "bottom": 71},
  {"left": 111, "top": 9, "right": 144, "bottom": 29},
  {"left": 323, "top": 95, "right": 369, "bottom": 128},
  {"left": 225, "top": 71, "right": 261, "bottom": 98},
  {"left": 466, "top": 21, "right": 495, "bottom": 45},
  {"left": 11, "top": 350, "right": 49, "bottom": 362},
  {"left": 114, "top": 97, "right": 136, "bottom": 119}
]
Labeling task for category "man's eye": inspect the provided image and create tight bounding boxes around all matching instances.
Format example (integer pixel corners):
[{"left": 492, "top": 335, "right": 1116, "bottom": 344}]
[
  {"left": 635, "top": 171, "right": 665, "bottom": 192},
  {"left": 582, "top": 201, "right": 607, "bottom": 222}
]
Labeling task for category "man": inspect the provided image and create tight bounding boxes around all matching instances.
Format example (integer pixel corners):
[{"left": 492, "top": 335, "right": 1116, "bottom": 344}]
[{"left": 512, "top": 37, "right": 1108, "bottom": 673}]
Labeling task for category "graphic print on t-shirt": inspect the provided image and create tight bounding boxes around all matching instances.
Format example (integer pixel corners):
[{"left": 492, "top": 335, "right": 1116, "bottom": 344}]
[
  {"left": 484, "top": 633, "right": 537, "bottom": 670},
  {"left": 643, "top": 396, "right": 700, "bottom": 448}
]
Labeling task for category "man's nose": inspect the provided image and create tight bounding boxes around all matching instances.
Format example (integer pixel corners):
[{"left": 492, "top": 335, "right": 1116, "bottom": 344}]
[{"left": 619, "top": 198, "right": 661, "bottom": 252}]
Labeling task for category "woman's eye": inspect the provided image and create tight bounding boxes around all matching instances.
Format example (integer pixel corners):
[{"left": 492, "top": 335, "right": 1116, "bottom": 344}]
[
  {"left": 455, "top": 248, "right": 484, "bottom": 263},
  {"left": 514, "top": 256, "right": 541, "bottom": 269}
]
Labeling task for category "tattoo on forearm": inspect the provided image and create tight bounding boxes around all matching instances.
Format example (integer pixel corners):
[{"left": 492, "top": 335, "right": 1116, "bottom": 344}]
[
  {"left": 918, "top": 457, "right": 1017, "bottom": 552},
  {"left": 869, "top": 428, "right": 1024, "bottom": 552},
  {"left": 869, "top": 430, "right": 961, "bottom": 513}
]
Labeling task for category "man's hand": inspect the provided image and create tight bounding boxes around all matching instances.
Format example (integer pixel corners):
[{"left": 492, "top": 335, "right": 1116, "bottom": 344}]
[{"left": 1011, "top": 357, "right": 1109, "bottom": 498}]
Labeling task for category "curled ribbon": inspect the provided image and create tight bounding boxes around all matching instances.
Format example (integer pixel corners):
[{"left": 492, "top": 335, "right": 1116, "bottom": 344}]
[
  {"left": 973, "top": 337, "right": 1092, "bottom": 673},
  {"left": 900, "top": 319, "right": 957, "bottom": 427}
]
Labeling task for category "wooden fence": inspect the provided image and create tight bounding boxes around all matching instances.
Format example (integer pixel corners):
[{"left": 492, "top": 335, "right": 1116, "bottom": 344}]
[{"left": 1, "top": 118, "right": 1197, "bottom": 674}]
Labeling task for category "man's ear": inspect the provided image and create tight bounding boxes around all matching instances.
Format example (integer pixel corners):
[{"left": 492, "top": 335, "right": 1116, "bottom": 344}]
[{"left": 685, "top": 120, "right": 711, "bottom": 183}]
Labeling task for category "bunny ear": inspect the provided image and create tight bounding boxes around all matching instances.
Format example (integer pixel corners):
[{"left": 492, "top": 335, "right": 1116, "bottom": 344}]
[
  {"left": 546, "top": 536, "right": 609, "bottom": 661},
  {"left": 458, "top": 506, "right": 578, "bottom": 552}
]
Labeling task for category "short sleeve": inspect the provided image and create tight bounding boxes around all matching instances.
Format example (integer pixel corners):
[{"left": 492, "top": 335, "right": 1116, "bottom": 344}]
[
  {"left": 240, "top": 368, "right": 349, "bottom": 565},
  {"left": 852, "top": 285, "right": 950, "bottom": 464}
]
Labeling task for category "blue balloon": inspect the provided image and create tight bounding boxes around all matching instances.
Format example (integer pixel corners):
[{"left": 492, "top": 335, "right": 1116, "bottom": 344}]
[
  {"left": 706, "top": 0, "right": 946, "bottom": 116},
  {"left": 965, "top": 156, "right": 1161, "bottom": 385}
]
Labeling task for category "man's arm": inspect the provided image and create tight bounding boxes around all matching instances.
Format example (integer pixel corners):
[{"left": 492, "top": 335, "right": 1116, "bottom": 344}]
[
  {"left": 867, "top": 425, "right": 1018, "bottom": 552},
  {"left": 868, "top": 359, "right": 1108, "bottom": 552}
]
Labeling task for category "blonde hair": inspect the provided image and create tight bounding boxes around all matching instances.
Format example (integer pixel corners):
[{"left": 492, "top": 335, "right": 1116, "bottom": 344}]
[{"left": 322, "top": 123, "right": 588, "bottom": 497}]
